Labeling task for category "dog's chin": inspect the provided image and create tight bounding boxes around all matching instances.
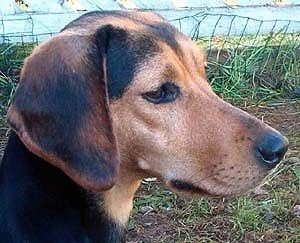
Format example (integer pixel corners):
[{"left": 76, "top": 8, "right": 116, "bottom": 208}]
[{"left": 166, "top": 179, "right": 251, "bottom": 198}]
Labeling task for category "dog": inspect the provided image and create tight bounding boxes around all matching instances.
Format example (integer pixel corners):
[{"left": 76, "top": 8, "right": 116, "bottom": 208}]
[{"left": 0, "top": 11, "right": 288, "bottom": 243}]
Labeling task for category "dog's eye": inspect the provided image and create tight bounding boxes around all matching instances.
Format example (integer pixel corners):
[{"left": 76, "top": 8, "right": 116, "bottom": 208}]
[{"left": 142, "top": 82, "right": 180, "bottom": 104}]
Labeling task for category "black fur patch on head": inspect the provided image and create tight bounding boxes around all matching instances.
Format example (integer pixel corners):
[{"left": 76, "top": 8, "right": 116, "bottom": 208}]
[
  {"left": 146, "top": 22, "right": 183, "bottom": 58},
  {"left": 104, "top": 25, "right": 185, "bottom": 100},
  {"left": 103, "top": 28, "right": 161, "bottom": 99}
]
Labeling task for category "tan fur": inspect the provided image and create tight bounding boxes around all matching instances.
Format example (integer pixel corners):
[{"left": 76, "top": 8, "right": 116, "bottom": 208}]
[{"left": 103, "top": 175, "right": 141, "bottom": 226}]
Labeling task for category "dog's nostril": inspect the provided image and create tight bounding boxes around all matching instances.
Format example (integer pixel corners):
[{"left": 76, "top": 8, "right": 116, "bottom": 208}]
[{"left": 255, "top": 131, "right": 289, "bottom": 168}]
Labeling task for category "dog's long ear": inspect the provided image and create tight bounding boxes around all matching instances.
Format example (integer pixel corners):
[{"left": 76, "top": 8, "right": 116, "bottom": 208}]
[{"left": 7, "top": 26, "right": 123, "bottom": 192}]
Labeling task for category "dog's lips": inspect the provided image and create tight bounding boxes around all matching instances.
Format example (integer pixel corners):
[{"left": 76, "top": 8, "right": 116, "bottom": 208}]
[
  {"left": 167, "top": 179, "right": 221, "bottom": 197},
  {"left": 167, "top": 178, "right": 258, "bottom": 198},
  {"left": 170, "top": 179, "right": 208, "bottom": 193}
]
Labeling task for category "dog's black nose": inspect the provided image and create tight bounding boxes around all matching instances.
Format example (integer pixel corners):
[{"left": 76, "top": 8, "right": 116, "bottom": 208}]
[{"left": 255, "top": 131, "right": 288, "bottom": 168}]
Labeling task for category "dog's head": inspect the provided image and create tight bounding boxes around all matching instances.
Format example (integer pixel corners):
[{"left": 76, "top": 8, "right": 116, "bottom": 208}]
[{"left": 7, "top": 11, "right": 288, "bottom": 197}]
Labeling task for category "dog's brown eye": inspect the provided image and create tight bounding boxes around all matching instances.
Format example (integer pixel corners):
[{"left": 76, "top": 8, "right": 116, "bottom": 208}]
[{"left": 142, "top": 82, "right": 180, "bottom": 104}]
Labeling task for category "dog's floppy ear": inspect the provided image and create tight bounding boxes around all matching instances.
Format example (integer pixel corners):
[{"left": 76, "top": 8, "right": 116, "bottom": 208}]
[{"left": 7, "top": 26, "right": 123, "bottom": 192}]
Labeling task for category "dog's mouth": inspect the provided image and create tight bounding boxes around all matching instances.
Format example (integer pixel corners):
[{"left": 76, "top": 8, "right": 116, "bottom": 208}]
[
  {"left": 168, "top": 179, "right": 254, "bottom": 198},
  {"left": 169, "top": 179, "right": 219, "bottom": 197}
]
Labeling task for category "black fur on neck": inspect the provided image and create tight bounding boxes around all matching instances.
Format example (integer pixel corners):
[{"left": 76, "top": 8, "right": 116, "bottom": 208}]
[{"left": 0, "top": 132, "right": 125, "bottom": 243}]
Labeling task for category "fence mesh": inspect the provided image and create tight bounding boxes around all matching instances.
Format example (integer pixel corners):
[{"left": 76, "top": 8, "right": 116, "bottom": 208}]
[
  {"left": 174, "top": 12, "right": 300, "bottom": 103},
  {"left": 0, "top": 11, "right": 300, "bottom": 112}
]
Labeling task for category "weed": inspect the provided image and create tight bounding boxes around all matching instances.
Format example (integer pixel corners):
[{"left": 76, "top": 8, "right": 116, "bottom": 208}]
[
  {"left": 133, "top": 180, "right": 178, "bottom": 214},
  {"left": 205, "top": 33, "right": 300, "bottom": 104},
  {"left": 0, "top": 72, "right": 17, "bottom": 126},
  {"left": 227, "top": 197, "right": 268, "bottom": 234},
  {"left": 0, "top": 43, "right": 35, "bottom": 75}
]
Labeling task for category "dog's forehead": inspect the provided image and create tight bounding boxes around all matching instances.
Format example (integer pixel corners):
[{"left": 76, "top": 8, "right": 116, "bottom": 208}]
[
  {"left": 90, "top": 13, "right": 186, "bottom": 99},
  {"left": 106, "top": 28, "right": 206, "bottom": 100},
  {"left": 119, "top": 40, "right": 207, "bottom": 97},
  {"left": 63, "top": 11, "right": 193, "bottom": 99}
]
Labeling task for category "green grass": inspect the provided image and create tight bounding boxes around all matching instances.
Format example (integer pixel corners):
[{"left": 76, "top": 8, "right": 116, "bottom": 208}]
[
  {"left": 0, "top": 72, "right": 17, "bottom": 126},
  {"left": 0, "top": 43, "right": 35, "bottom": 125},
  {"left": 0, "top": 43, "right": 35, "bottom": 74},
  {"left": 227, "top": 197, "right": 268, "bottom": 234},
  {"left": 205, "top": 33, "right": 300, "bottom": 105}
]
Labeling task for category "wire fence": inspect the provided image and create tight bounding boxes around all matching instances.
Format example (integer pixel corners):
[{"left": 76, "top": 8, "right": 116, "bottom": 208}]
[{"left": 0, "top": 7, "right": 300, "bottom": 105}]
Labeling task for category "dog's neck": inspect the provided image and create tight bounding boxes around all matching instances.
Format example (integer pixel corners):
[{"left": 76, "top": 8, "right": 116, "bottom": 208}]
[
  {"left": 0, "top": 132, "right": 137, "bottom": 243},
  {"left": 103, "top": 168, "right": 142, "bottom": 226}
]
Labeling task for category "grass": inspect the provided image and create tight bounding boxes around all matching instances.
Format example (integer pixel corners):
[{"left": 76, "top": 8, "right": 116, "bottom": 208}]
[
  {"left": 205, "top": 33, "right": 300, "bottom": 105},
  {"left": 0, "top": 33, "right": 299, "bottom": 242},
  {"left": 0, "top": 42, "right": 35, "bottom": 73},
  {"left": 0, "top": 43, "right": 35, "bottom": 126},
  {"left": 0, "top": 72, "right": 17, "bottom": 127}
]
